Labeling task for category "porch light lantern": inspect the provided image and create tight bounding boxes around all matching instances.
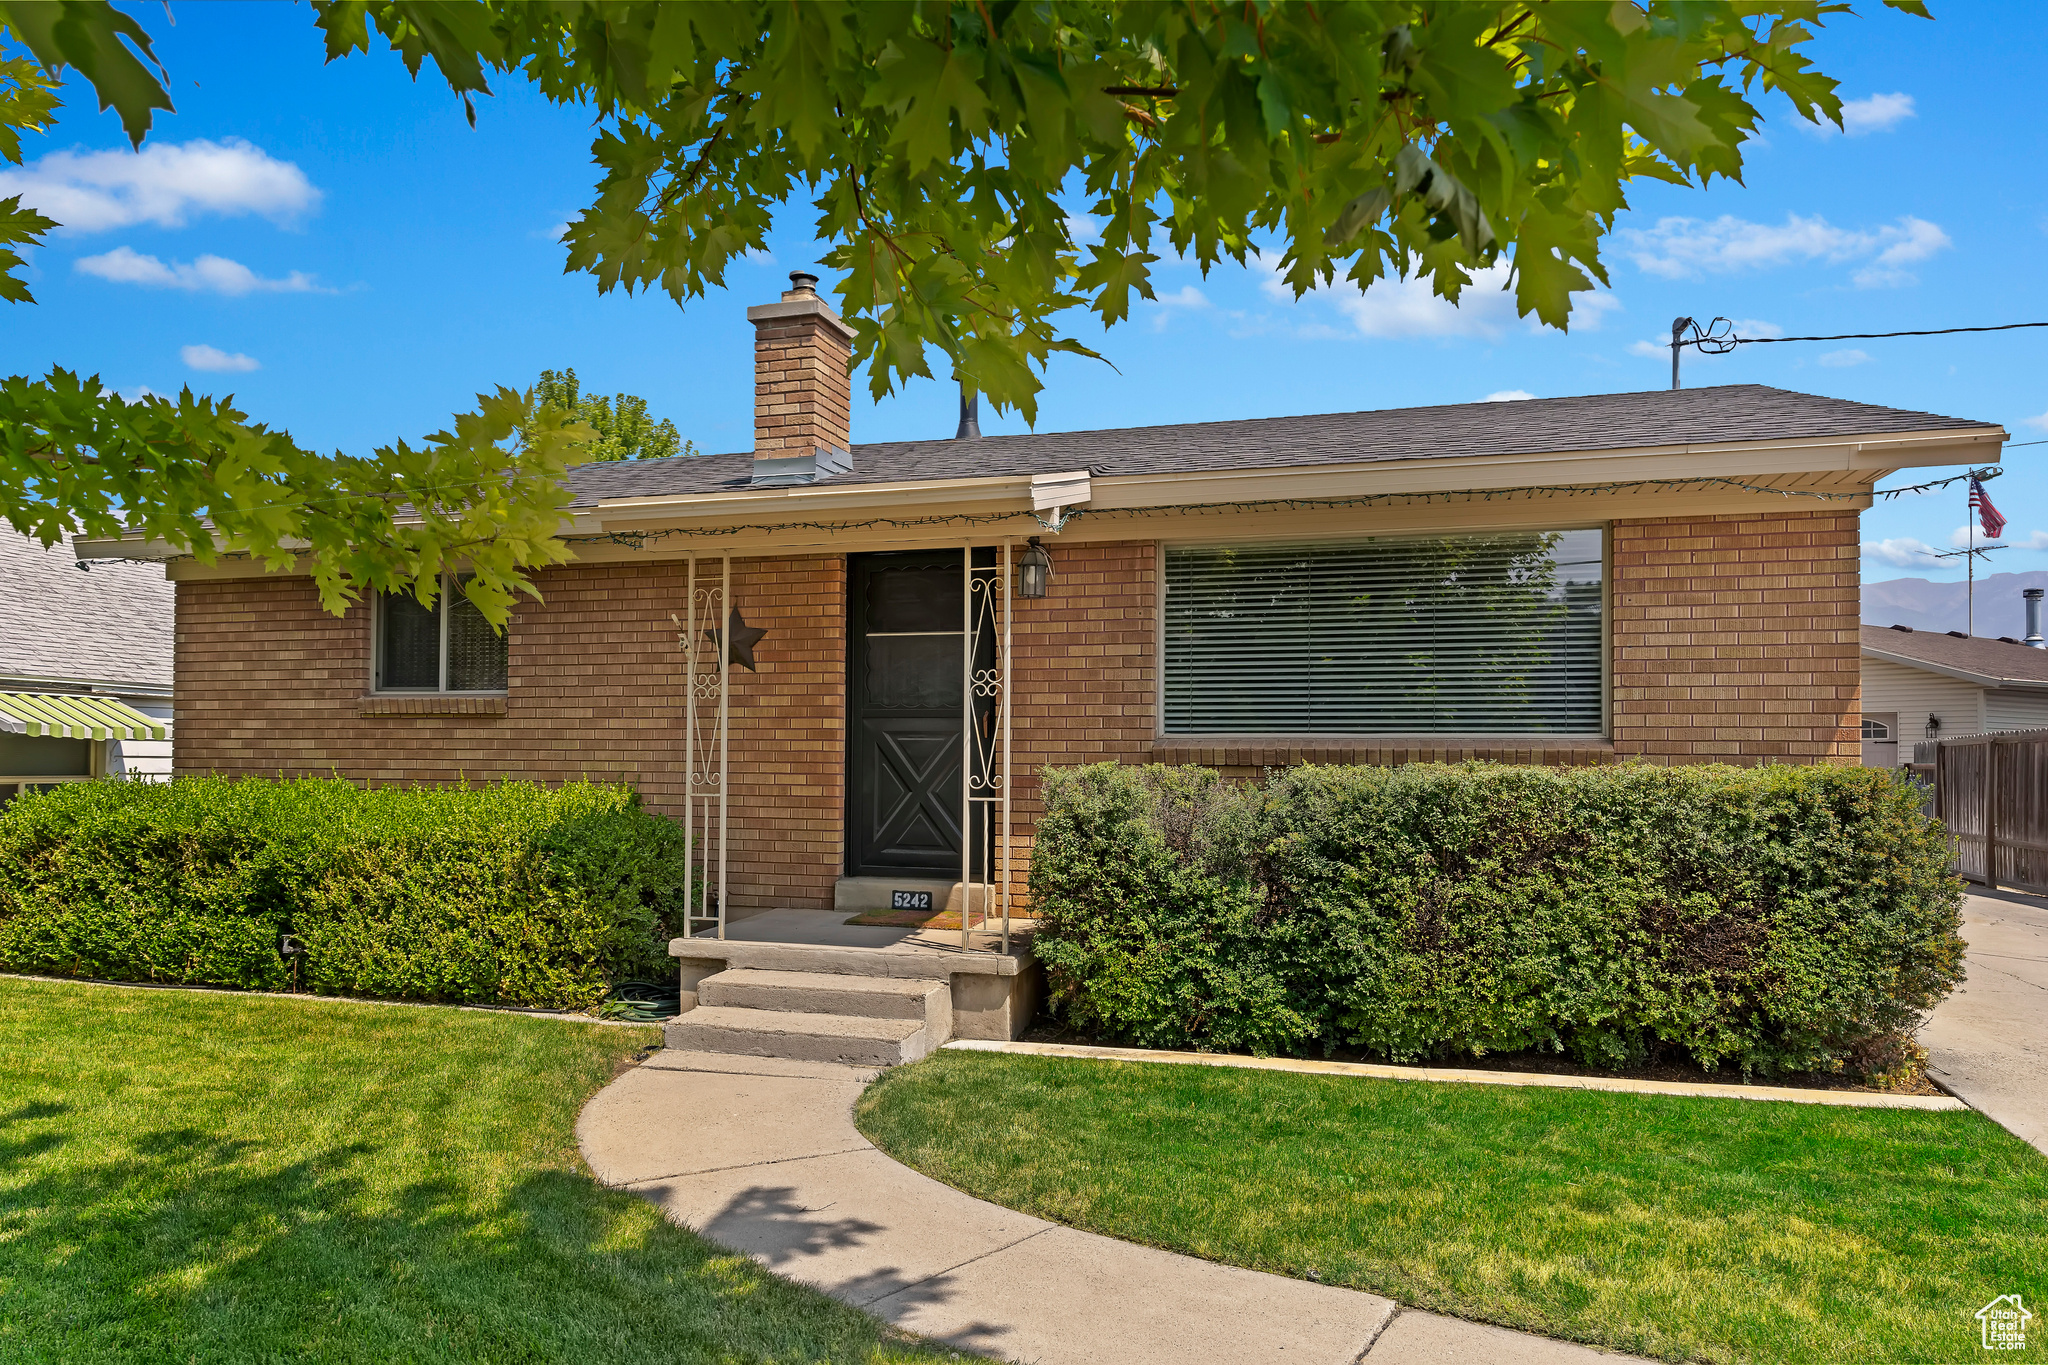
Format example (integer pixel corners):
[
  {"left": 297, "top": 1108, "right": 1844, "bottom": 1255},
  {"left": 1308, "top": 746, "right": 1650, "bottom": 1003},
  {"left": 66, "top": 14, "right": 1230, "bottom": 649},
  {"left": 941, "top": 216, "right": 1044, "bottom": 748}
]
[{"left": 1017, "top": 536, "right": 1054, "bottom": 599}]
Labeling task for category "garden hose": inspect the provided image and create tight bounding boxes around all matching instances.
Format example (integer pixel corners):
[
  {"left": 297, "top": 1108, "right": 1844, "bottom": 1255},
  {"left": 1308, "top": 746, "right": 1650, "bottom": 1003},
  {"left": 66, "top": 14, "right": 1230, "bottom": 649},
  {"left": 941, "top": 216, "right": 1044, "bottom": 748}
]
[{"left": 600, "top": 979, "right": 682, "bottom": 1022}]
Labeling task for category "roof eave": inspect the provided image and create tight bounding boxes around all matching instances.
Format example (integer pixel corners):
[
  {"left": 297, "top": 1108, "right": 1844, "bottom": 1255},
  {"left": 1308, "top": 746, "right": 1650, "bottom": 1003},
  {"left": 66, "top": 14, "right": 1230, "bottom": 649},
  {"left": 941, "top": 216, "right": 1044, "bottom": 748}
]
[{"left": 1861, "top": 644, "right": 2048, "bottom": 690}]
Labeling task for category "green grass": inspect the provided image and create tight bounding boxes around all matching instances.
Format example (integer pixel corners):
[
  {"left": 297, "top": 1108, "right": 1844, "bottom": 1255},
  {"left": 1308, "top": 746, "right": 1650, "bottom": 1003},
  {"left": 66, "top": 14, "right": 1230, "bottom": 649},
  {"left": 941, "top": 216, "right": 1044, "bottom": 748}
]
[
  {"left": 0, "top": 978, "right": 954, "bottom": 1364},
  {"left": 856, "top": 1050, "right": 2048, "bottom": 1364}
]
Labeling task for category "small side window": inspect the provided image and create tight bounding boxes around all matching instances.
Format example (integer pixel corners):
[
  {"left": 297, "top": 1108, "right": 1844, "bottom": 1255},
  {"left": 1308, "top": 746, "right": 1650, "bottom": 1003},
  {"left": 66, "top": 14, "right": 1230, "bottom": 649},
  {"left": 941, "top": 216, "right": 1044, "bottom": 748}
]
[
  {"left": 373, "top": 575, "right": 508, "bottom": 693},
  {"left": 1860, "top": 718, "right": 1892, "bottom": 741}
]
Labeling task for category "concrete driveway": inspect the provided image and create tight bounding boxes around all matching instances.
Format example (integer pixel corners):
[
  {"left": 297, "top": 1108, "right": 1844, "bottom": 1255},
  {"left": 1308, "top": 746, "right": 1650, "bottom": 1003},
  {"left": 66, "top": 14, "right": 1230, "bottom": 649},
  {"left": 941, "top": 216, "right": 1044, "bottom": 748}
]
[{"left": 1921, "top": 888, "right": 2048, "bottom": 1155}]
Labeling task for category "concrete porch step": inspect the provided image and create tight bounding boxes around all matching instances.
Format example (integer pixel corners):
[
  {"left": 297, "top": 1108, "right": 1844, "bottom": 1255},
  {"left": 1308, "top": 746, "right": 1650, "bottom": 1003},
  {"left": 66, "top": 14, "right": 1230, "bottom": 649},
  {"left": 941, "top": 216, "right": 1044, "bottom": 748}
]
[
  {"left": 698, "top": 968, "right": 950, "bottom": 1029},
  {"left": 664, "top": 1005, "right": 934, "bottom": 1067}
]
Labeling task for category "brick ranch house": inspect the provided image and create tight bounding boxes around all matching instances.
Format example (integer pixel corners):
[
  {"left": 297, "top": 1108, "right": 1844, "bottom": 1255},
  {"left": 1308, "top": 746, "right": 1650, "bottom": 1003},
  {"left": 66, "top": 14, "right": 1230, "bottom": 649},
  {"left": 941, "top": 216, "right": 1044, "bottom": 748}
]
[{"left": 84, "top": 274, "right": 2005, "bottom": 924}]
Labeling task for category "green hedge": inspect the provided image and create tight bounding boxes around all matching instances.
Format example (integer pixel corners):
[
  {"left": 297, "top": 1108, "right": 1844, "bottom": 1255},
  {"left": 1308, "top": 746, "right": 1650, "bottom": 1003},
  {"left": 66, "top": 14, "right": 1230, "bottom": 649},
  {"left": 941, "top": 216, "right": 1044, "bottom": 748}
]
[
  {"left": 1029, "top": 762, "right": 1965, "bottom": 1076},
  {"left": 0, "top": 777, "right": 687, "bottom": 1009}
]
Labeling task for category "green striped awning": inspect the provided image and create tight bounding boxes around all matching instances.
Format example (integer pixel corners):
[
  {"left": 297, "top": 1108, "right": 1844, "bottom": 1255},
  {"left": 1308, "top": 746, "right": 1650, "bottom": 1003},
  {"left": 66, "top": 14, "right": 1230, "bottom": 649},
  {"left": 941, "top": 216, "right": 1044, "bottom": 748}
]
[{"left": 0, "top": 693, "right": 167, "bottom": 742}]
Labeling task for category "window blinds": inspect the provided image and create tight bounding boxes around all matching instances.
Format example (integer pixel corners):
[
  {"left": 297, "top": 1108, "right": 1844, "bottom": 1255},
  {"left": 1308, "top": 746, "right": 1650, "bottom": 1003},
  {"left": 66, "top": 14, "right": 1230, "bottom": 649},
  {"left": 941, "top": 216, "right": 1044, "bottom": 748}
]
[{"left": 1163, "top": 528, "right": 1604, "bottom": 735}]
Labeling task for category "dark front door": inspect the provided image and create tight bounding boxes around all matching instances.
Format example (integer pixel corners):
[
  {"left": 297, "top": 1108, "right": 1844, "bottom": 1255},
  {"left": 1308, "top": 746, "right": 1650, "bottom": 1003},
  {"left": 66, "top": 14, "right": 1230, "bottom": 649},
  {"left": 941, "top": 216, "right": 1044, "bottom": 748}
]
[{"left": 848, "top": 551, "right": 967, "bottom": 877}]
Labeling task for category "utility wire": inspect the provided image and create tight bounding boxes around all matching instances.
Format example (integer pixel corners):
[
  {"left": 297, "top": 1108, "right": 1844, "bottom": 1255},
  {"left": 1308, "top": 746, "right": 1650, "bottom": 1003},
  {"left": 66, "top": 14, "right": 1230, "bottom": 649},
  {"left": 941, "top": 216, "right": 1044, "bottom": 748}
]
[{"left": 1698, "top": 321, "right": 2048, "bottom": 347}]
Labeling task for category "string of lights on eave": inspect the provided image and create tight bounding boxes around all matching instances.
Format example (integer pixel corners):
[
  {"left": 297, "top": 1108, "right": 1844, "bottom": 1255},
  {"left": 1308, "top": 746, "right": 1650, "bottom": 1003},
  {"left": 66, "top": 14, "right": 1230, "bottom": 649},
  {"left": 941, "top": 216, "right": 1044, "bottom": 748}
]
[
  {"left": 83, "top": 470, "right": 2000, "bottom": 570},
  {"left": 555, "top": 471, "right": 1957, "bottom": 553}
]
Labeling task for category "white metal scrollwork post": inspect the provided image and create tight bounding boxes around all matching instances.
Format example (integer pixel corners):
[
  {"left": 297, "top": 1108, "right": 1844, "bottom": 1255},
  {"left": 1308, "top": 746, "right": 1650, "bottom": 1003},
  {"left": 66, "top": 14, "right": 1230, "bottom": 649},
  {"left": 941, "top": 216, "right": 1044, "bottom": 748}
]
[
  {"left": 677, "top": 554, "right": 730, "bottom": 940},
  {"left": 962, "top": 542, "right": 1013, "bottom": 949}
]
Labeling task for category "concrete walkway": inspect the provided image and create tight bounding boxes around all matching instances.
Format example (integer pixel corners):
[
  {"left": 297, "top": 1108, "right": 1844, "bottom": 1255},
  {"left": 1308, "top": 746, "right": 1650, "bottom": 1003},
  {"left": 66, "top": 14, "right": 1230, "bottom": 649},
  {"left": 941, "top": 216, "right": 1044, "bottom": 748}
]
[
  {"left": 579, "top": 1049, "right": 1645, "bottom": 1364},
  {"left": 1922, "top": 888, "right": 2048, "bottom": 1155}
]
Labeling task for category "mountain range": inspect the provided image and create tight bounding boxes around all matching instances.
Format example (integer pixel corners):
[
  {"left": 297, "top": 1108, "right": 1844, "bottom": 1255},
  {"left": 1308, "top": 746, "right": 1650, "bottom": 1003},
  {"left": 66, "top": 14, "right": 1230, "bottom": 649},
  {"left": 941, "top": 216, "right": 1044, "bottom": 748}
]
[{"left": 1862, "top": 571, "right": 2048, "bottom": 639}]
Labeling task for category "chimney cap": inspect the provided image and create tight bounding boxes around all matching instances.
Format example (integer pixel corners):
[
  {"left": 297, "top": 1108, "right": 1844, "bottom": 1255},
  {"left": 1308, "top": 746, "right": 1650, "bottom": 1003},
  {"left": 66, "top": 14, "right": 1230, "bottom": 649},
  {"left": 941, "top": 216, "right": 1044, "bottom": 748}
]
[
  {"left": 787, "top": 270, "right": 819, "bottom": 295},
  {"left": 2026, "top": 588, "right": 2045, "bottom": 600}
]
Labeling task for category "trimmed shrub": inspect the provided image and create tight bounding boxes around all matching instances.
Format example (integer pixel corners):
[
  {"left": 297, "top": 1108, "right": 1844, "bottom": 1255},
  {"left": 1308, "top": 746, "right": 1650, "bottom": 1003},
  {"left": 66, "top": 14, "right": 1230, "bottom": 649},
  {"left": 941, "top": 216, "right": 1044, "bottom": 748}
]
[
  {"left": 1030, "top": 761, "right": 1966, "bottom": 1076},
  {"left": 0, "top": 777, "right": 687, "bottom": 1009}
]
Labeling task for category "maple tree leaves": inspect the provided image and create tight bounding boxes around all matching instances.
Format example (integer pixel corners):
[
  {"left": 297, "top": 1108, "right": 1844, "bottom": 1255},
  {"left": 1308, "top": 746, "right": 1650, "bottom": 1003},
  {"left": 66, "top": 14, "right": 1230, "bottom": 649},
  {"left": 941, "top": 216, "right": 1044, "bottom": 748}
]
[
  {"left": 0, "top": 0, "right": 1931, "bottom": 621},
  {"left": 298, "top": 2, "right": 1921, "bottom": 420}
]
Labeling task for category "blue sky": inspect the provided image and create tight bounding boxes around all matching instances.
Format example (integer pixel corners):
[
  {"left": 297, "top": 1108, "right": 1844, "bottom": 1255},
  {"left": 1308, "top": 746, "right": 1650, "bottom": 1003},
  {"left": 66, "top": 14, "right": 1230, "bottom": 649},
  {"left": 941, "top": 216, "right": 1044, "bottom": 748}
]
[{"left": 3, "top": 2, "right": 2043, "bottom": 583}]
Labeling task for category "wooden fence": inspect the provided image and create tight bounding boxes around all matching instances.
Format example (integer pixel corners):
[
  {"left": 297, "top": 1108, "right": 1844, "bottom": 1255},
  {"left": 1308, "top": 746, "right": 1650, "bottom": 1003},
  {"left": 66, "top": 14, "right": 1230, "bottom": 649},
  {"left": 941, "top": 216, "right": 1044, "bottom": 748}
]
[{"left": 1916, "top": 728, "right": 2048, "bottom": 893}]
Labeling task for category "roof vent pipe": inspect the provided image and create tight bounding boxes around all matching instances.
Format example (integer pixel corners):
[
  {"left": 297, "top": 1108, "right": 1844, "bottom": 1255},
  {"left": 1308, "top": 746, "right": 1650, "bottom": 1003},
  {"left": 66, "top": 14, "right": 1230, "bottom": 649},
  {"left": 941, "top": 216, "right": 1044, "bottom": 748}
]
[
  {"left": 2026, "top": 588, "right": 2045, "bottom": 648},
  {"left": 955, "top": 383, "right": 982, "bottom": 439}
]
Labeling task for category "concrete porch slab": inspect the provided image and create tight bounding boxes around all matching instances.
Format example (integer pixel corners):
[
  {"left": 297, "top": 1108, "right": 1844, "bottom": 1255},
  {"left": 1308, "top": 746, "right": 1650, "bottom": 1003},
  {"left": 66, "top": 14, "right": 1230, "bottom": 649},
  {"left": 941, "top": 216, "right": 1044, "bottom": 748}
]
[{"left": 723, "top": 908, "right": 917, "bottom": 949}]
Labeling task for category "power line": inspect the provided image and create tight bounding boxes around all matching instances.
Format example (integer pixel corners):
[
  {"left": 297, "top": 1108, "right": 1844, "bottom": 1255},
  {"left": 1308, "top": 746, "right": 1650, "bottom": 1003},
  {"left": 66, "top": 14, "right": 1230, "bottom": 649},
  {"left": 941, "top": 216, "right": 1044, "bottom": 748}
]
[
  {"left": 1667, "top": 315, "right": 2048, "bottom": 389},
  {"left": 1690, "top": 321, "right": 2048, "bottom": 348}
]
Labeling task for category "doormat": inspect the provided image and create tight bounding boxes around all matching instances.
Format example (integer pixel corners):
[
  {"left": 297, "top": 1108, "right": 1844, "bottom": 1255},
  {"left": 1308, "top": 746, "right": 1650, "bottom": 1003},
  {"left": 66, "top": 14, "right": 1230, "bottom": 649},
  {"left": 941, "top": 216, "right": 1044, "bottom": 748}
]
[{"left": 843, "top": 909, "right": 963, "bottom": 929}]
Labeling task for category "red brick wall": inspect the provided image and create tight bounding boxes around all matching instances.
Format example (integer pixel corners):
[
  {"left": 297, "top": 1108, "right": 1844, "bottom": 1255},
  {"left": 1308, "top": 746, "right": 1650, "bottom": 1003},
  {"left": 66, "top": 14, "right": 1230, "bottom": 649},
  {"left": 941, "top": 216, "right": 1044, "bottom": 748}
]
[
  {"left": 172, "top": 509, "right": 1859, "bottom": 915},
  {"left": 752, "top": 311, "right": 853, "bottom": 455},
  {"left": 174, "top": 556, "right": 847, "bottom": 911},
  {"left": 1609, "top": 508, "right": 1860, "bottom": 764}
]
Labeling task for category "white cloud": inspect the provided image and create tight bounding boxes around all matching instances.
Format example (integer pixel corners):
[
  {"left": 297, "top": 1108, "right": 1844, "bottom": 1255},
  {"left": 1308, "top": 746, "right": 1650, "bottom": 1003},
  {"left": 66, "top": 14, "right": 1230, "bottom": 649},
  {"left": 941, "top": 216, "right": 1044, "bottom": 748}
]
[
  {"left": 1484, "top": 390, "right": 1536, "bottom": 402},
  {"left": 1805, "top": 92, "right": 1917, "bottom": 137},
  {"left": 1617, "top": 213, "right": 1951, "bottom": 288},
  {"left": 2022, "top": 410, "right": 2048, "bottom": 432},
  {"left": 1065, "top": 214, "right": 1104, "bottom": 245},
  {"left": 181, "top": 344, "right": 260, "bottom": 373},
  {"left": 1862, "top": 537, "right": 1940, "bottom": 568},
  {"left": 0, "top": 138, "right": 319, "bottom": 232},
  {"left": 1258, "top": 256, "right": 1575, "bottom": 341},
  {"left": 2008, "top": 530, "right": 2048, "bottom": 551},
  {"left": 1947, "top": 523, "right": 2010, "bottom": 549},
  {"left": 1145, "top": 284, "right": 1212, "bottom": 331},
  {"left": 76, "top": 246, "right": 327, "bottom": 296},
  {"left": 1818, "top": 348, "right": 1870, "bottom": 368},
  {"left": 119, "top": 384, "right": 161, "bottom": 402},
  {"left": 1320, "top": 261, "right": 1523, "bottom": 339}
]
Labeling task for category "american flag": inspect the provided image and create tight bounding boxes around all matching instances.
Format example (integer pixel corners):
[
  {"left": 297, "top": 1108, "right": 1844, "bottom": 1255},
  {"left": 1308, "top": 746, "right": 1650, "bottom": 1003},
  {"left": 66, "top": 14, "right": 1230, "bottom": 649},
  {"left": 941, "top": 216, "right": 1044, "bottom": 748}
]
[{"left": 1971, "top": 477, "right": 2007, "bottom": 540}]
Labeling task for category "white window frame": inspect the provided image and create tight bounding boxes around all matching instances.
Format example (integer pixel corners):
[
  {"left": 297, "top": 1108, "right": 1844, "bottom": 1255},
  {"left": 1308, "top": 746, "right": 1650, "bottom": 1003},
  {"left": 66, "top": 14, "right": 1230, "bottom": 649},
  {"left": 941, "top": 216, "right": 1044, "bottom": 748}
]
[
  {"left": 370, "top": 573, "right": 508, "bottom": 695},
  {"left": 1155, "top": 523, "right": 1611, "bottom": 740},
  {"left": 1861, "top": 717, "right": 1892, "bottom": 741}
]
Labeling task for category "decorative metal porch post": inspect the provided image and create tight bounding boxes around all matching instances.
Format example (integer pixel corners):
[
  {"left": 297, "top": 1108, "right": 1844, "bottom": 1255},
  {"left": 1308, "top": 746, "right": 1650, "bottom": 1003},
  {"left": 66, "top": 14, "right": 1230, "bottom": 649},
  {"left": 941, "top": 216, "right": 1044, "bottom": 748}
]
[
  {"left": 678, "top": 554, "right": 730, "bottom": 940},
  {"left": 962, "top": 542, "right": 1013, "bottom": 948}
]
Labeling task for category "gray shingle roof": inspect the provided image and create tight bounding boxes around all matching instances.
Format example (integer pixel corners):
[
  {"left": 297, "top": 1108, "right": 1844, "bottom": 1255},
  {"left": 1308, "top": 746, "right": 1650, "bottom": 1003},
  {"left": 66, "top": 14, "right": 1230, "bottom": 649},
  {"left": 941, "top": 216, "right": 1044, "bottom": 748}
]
[
  {"left": 1862, "top": 623, "right": 2048, "bottom": 686},
  {"left": 0, "top": 530, "right": 173, "bottom": 690},
  {"left": 567, "top": 383, "right": 1996, "bottom": 506}
]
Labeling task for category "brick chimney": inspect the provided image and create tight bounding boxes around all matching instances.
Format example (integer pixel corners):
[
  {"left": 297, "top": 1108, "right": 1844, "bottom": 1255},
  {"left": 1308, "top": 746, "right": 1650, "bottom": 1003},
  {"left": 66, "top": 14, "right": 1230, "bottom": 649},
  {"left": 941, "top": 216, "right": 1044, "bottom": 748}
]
[{"left": 747, "top": 271, "right": 853, "bottom": 468}]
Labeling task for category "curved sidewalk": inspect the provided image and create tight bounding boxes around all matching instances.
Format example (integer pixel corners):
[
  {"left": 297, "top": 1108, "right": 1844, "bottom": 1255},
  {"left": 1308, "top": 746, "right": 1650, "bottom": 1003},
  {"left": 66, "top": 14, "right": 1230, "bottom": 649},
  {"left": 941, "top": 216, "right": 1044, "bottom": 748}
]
[{"left": 577, "top": 1049, "right": 1646, "bottom": 1364}]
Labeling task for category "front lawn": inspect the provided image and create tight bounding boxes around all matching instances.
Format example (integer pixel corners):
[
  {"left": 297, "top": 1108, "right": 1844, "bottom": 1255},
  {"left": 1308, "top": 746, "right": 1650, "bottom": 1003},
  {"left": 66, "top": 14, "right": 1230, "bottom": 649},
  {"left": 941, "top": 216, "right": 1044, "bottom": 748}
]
[
  {"left": 0, "top": 978, "right": 950, "bottom": 1364},
  {"left": 857, "top": 1049, "right": 2048, "bottom": 1364}
]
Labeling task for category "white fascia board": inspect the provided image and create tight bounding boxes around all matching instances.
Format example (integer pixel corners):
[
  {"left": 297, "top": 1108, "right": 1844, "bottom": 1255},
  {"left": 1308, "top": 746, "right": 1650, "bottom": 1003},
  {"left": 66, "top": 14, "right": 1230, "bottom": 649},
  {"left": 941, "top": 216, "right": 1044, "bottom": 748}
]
[
  {"left": 591, "top": 470, "right": 1092, "bottom": 531},
  {"left": 1861, "top": 644, "right": 2048, "bottom": 691},
  {"left": 71, "top": 535, "right": 316, "bottom": 563},
  {"left": 70, "top": 533, "right": 185, "bottom": 561},
  {"left": 1085, "top": 427, "right": 2004, "bottom": 511}
]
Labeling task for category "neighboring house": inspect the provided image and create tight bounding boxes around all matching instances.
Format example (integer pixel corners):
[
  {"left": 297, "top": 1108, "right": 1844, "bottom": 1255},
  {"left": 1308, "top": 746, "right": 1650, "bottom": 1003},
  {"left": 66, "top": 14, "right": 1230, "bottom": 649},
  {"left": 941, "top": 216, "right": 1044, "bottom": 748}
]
[
  {"left": 0, "top": 530, "right": 172, "bottom": 800},
  {"left": 81, "top": 273, "right": 2007, "bottom": 916},
  {"left": 1860, "top": 621, "right": 2048, "bottom": 766}
]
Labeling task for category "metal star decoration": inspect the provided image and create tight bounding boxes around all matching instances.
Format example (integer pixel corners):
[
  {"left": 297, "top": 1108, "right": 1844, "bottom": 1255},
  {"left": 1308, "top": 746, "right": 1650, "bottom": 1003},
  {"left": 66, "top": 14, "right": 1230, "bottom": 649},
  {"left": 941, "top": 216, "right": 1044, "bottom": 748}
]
[{"left": 707, "top": 607, "right": 769, "bottom": 671}]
